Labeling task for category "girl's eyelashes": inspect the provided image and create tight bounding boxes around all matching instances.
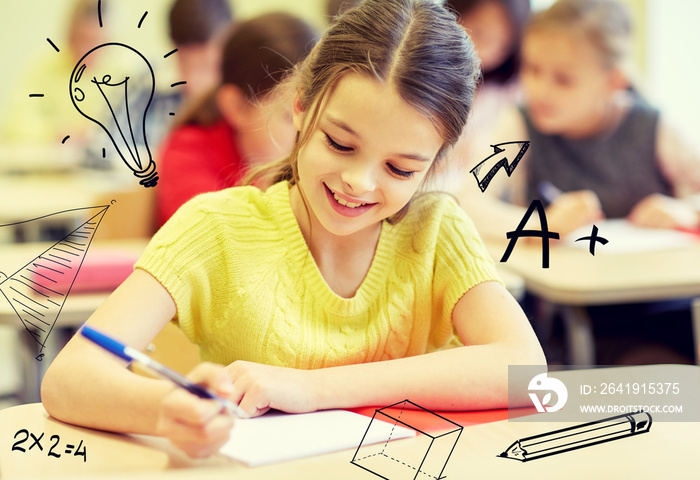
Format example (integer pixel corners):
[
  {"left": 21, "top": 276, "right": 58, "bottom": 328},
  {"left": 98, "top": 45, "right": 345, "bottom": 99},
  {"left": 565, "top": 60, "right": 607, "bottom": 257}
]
[
  {"left": 388, "top": 163, "right": 415, "bottom": 178},
  {"left": 324, "top": 133, "right": 354, "bottom": 152},
  {"left": 323, "top": 131, "right": 415, "bottom": 178}
]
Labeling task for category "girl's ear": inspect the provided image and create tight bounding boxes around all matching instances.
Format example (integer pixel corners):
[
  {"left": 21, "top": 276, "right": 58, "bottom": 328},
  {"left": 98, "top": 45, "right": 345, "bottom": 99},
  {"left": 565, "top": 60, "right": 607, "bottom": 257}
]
[
  {"left": 292, "top": 94, "right": 304, "bottom": 132},
  {"left": 216, "top": 84, "right": 251, "bottom": 128}
]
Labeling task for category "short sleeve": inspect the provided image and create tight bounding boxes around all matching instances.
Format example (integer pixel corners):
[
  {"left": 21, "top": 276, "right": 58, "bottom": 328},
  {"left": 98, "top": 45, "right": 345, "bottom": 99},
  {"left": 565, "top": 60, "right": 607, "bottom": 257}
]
[
  {"left": 134, "top": 192, "right": 229, "bottom": 344},
  {"left": 432, "top": 197, "right": 503, "bottom": 327}
]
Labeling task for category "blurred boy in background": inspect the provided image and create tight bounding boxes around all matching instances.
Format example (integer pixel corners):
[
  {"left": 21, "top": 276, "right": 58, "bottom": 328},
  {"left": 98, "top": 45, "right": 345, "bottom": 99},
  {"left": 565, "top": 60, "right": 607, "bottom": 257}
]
[{"left": 0, "top": 0, "right": 109, "bottom": 146}]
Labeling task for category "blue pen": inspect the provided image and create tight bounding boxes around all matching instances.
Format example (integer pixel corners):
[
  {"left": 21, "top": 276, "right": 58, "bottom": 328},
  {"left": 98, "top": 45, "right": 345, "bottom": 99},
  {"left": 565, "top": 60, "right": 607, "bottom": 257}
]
[
  {"left": 537, "top": 180, "right": 563, "bottom": 205},
  {"left": 81, "top": 325, "right": 248, "bottom": 419}
]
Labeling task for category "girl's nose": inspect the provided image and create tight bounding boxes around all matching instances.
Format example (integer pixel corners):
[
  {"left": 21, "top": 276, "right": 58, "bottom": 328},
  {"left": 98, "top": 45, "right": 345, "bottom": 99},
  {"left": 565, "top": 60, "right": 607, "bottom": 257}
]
[{"left": 340, "top": 161, "right": 376, "bottom": 194}]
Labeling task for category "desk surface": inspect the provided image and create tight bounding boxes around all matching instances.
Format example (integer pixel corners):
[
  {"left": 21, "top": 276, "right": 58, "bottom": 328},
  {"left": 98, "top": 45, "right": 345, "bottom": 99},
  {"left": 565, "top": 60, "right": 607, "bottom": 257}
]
[
  {"left": 1, "top": 365, "right": 698, "bottom": 479},
  {"left": 487, "top": 239, "right": 700, "bottom": 305},
  {"left": 0, "top": 172, "right": 136, "bottom": 225},
  {"left": 1, "top": 176, "right": 94, "bottom": 225}
]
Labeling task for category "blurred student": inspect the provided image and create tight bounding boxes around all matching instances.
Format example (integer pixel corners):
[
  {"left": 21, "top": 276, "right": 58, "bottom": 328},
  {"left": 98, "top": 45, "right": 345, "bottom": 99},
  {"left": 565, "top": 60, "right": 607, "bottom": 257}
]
[
  {"left": 467, "top": 0, "right": 700, "bottom": 365},
  {"left": 155, "top": 13, "right": 319, "bottom": 226},
  {"left": 0, "top": 0, "right": 108, "bottom": 145},
  {"left": 168, "top": 0, "right": 234, "bottom": 102},
  {"left": 461, "top": 0, "right": 700, "bottom": 238},
  {"left": 435, "top": 0, "right": 530, "bottom": 195},
  {"left": 102, "top": 0, "right": 236, "bottom": 164},
  {"left": 447, "top": 0, "right": 530, "bottom": 133}
]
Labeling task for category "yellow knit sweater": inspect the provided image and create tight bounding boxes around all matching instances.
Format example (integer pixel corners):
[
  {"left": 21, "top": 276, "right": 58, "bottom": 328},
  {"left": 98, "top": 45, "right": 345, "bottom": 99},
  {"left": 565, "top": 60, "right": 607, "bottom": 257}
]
[{"left": 135, "top": 181, "right": 501, "bottom": 367}]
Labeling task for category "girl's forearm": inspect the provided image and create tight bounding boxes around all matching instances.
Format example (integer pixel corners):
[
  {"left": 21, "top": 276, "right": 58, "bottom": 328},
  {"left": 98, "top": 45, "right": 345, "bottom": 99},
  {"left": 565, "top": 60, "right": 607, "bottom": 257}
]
[
  {"left": 310, "top": 342, "right": 545, "bottom": 411},
  {"left": 42, "top": 270, "right": 180, "bottom": 435},
  {"left": 41, "top": 341, "right": 174, "bottom": 435}
]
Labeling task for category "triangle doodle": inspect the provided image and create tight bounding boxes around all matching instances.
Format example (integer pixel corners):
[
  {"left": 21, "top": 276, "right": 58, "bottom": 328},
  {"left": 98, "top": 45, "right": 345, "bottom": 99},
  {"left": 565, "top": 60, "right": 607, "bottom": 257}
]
[{"left": 0, "top": 204, "right": 111, "bottom": 360}]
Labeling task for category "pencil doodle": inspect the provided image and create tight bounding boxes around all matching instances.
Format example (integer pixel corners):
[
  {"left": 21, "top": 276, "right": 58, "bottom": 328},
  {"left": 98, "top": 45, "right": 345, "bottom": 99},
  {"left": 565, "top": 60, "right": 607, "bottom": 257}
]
[
  {"left": 352, "top": 399, "right": 461, "bottom": 480},
  {"left": 0, "top": 204, "right": 111, "bottom": 361},
  {"left": 499, "top": 411, "right": 652, "bottom": 462},
  {"left": 33, "top": 0, "right": 186, "bottom": 187},
  {"left": 470, "top": 141, "right": 530, "bottom": 193}
]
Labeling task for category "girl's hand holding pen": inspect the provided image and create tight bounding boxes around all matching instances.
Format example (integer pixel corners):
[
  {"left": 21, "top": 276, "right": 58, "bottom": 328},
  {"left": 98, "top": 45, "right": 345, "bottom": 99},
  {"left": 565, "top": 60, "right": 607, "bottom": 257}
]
[{"left": 156, "top": 363, "right": 236, "bottom": 458}]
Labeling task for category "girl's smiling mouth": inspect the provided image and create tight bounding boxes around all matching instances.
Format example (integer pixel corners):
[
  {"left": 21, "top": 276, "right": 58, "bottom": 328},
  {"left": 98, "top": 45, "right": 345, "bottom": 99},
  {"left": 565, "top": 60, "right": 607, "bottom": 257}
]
[{"left": 324, "top": 183, "right": 377, "bottom": 217}]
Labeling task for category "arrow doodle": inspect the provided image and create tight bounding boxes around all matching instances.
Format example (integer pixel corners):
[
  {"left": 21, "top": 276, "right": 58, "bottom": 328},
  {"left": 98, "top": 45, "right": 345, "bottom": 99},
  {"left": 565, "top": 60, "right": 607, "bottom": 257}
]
[
  {"left": 0, "top": 205, "right": 111, "bottom": 360},
  {"left": 470, "top": 141, "right": 530, "bottom": 193}
]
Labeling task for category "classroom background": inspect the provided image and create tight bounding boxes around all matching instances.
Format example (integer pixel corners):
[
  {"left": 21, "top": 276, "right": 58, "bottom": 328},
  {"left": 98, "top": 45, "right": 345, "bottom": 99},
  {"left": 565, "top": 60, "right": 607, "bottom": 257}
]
[
  {"left": 1, "top": 0, "right": 698, "bottom": 140},
  {"left": 0, "top": 0, "right": 698, "bottom": 408}
]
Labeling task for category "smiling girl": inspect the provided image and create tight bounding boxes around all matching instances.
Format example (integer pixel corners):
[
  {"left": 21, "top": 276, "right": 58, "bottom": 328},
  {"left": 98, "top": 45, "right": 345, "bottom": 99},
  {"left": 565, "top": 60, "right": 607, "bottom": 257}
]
[{"left": 42, "top": 0, "right": 545, "bottom": 458}]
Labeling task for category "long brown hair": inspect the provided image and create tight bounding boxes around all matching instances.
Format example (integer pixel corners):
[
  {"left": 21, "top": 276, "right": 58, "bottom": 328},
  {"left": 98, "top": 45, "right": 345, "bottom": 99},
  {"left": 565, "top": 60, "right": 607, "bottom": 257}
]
[
  {"left": 179, "top": 12, "right": 319, "bottom": 127},
  {"left": 248, "top": 0, "right": 481, "bottom": 223},
  {"left": 168, "top": 0, "right": 233, "bottom": 46},
  {"left": 445, "top": 0, "right": 531, "bottom": 84}
]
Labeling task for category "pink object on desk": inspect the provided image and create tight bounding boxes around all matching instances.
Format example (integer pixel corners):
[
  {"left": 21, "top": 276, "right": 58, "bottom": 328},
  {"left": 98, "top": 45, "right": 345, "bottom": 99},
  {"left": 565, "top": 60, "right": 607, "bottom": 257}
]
[
  {"left": 677, "top": 227, "right": 700, "bottom": 238},
  {"left": 348, "top": 406, "right": 512, "bottom": 433},
  {"left": 29, "top": 250, "right": 138, "bottom": 294}
]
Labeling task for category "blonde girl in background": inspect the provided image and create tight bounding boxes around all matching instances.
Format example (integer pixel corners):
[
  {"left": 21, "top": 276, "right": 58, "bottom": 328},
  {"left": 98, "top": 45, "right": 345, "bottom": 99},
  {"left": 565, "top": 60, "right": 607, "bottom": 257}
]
[
  {"left": 461, "top": 0, "right": 700, "bottom": 365},
  {"left": 42, "top": 0, "right": 545, "bottom": 458},
  {"left": 460, "top": 0, "right": 700, "bottom": 238}
]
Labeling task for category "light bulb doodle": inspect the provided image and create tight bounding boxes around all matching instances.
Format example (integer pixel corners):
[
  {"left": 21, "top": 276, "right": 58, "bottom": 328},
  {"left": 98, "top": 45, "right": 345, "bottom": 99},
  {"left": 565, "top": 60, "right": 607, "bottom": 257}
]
[
  {"left": 0, "top": 204, "right": 111, "bottom": 361},
  {"left": 70, "top": 43, "right": 158, "bottom": 187},
  {"left": 32, "top": 2, "right": 186, "bottom": 177}
]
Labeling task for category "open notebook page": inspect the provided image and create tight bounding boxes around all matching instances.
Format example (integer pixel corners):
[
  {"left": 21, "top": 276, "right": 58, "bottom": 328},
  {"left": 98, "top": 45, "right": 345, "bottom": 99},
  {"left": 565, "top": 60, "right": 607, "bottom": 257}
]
[
  {"left": 218, "top": 409, "right": 415, "bottom": 467},
  {"left": 565, "top": 219, "right": 698, "bottom": 254}
]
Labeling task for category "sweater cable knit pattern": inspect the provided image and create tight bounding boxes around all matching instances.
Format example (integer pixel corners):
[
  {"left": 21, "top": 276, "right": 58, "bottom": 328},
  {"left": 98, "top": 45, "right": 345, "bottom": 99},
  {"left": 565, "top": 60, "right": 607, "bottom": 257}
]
[{"left": 135, "top": 181, "right": 501, "bottom": 368}]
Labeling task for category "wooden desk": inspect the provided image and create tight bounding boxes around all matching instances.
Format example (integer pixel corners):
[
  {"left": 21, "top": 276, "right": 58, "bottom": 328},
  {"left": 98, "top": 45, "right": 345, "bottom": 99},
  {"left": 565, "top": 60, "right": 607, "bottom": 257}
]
[
  {"left": 0, "top": 171, "right": 152, "bottom": 242},
  {"left": 1, "top": 365, "right": 698, "bottom": 479},
  {"left": 487, "top": 240, "right": 700, "bottom": 365}
]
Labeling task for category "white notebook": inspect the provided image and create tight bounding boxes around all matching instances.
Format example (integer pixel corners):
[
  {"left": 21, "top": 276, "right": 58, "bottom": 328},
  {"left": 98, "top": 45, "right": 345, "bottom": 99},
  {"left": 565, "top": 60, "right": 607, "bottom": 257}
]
[
  {"left": 218, "top": 409, "right": 415, "bottom": 467},
  {"left": 565, "top": 219, "right": 697, "bottom": 254}
]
